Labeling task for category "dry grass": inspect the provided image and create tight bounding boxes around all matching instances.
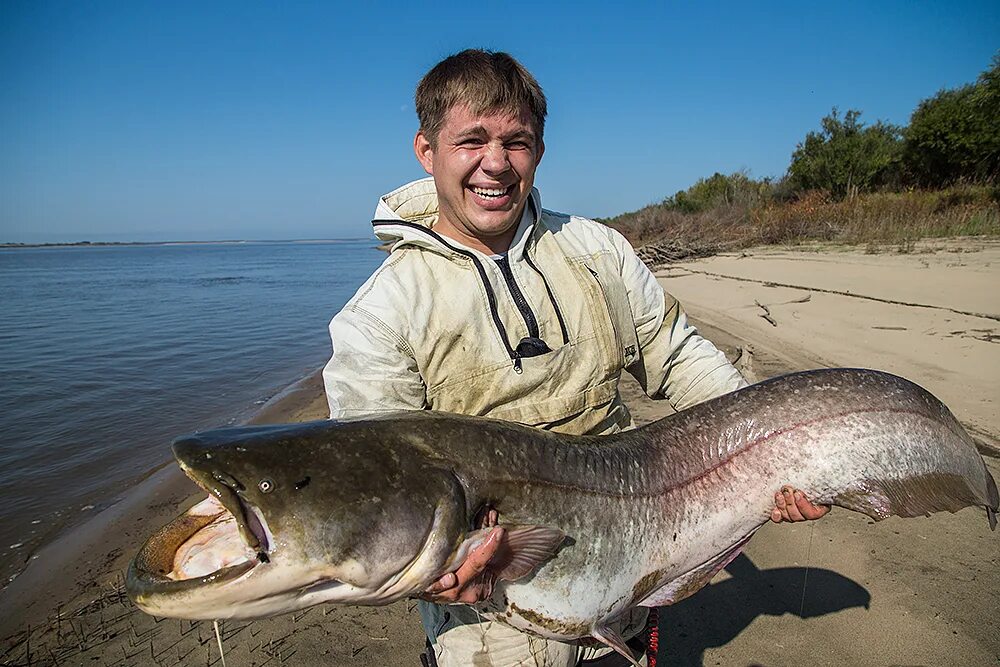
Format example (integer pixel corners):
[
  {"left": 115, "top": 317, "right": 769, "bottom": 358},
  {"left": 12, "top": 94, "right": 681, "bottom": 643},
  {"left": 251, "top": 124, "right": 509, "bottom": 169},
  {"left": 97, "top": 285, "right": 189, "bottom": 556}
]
[{"left": 607, "top": 186, "right": 1000, "bottom": 258}]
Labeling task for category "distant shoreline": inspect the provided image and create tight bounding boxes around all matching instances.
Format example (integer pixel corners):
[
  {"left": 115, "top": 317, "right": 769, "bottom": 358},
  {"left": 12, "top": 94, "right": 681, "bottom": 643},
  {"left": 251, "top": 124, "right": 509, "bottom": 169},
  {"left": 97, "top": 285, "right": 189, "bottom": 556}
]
[{"left": 1, "top": 238, "right": 370, "bottom": 249}]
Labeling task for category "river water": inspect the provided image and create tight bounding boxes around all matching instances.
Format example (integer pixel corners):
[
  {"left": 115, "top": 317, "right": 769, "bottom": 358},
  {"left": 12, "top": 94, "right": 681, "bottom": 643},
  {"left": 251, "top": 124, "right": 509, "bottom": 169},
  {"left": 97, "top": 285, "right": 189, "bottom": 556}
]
[{"left": 0, "top": 240, "right": 383, "bottom": 585}]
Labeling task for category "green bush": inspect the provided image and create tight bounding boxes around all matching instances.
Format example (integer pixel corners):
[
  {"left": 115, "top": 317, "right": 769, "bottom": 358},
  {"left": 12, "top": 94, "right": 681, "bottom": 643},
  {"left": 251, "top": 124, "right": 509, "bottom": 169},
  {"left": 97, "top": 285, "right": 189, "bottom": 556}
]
[
  {"left": 663, "top": 171, "right": 772, "bottom": 213},
  {"left": 904, "top": 54, "right": 1000, "bottom": 187},
  {"left": 788, "top": 108, "right": 903, "bottom": 199}
]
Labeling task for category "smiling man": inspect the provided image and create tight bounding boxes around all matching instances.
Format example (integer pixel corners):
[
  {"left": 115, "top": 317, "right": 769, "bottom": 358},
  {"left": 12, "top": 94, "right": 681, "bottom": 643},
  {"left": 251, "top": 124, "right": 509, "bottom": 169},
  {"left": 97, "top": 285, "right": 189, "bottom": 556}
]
[
  {"left": 322, "top": 50, "right": 827, "bottom": 667},
  {"left": 413, "top": 103, "right": 542, "bottom": 255}
]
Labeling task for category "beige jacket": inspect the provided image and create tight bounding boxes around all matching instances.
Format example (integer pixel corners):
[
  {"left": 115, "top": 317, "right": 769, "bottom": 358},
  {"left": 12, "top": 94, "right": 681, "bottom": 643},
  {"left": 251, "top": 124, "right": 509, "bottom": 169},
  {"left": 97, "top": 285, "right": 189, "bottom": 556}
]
[{"left": 323, "top": 178, "right": 745, "bottom": 435}]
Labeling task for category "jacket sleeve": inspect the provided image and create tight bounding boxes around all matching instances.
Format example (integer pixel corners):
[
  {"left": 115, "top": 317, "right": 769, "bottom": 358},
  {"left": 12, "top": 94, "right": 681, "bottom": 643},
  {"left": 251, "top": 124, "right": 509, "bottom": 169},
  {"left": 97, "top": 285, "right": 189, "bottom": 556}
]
[
  {"left": 322, "top": 304, "right": 427, "bottom": 418},
  {"left": 611, "top": 231, "right": 748, "bottom": 411}
]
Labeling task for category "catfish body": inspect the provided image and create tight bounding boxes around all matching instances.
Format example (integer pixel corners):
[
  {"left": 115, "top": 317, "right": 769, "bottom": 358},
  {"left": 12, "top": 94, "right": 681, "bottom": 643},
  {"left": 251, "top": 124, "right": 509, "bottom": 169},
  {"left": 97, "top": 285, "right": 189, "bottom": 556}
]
[{"left": 127, "top": 369, "right": 998, "bottom": 663}]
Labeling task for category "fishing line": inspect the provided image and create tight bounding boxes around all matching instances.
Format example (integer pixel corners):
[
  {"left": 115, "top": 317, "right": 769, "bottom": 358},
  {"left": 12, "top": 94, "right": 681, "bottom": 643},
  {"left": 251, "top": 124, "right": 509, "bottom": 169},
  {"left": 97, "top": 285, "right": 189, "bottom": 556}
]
[
  {"left": 798, "top": 522, "right": 815, "bottom": 618},
  {"left": 214, "top": 619, "right": 227, "bottom": 667},
  {"left": 472, "top": 604, "right": 490, "bottom": 656}
]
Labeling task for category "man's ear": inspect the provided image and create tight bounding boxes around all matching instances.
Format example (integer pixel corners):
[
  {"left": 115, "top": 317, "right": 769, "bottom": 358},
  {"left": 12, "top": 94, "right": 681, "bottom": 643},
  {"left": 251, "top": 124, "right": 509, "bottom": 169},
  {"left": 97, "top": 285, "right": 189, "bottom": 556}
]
[
  {"left": 414, "top": 131, "right": 434, "bottom": 175},
  {"left": 535, "top": 139, "right": 545, "bottom": 168}
]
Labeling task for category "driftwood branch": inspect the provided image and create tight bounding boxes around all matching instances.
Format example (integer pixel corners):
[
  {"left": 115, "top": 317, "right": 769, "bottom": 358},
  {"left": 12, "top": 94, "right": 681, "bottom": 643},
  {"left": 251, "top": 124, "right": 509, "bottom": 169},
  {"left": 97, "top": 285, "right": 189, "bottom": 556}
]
[
  {"left": 634, "top": 239, "right": 722, "bottom": 268},
  {"left": 755, "top": 300, "right": 778, "bottom": 327}
]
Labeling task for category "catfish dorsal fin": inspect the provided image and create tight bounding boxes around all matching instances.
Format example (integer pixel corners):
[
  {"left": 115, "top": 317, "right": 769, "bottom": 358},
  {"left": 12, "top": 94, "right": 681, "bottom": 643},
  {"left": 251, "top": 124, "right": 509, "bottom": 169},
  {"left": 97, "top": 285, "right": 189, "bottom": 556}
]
[
  {"left": 591, "top": 624, "right": 642, "bottom": 667},
  {"left": 493, "top": 525, "right": 566, "bottom": 582}
]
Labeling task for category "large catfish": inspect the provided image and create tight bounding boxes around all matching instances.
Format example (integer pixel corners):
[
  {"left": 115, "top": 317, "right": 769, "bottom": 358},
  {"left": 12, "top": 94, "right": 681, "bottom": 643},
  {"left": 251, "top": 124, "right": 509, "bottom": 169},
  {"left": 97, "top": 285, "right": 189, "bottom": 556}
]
[{"left": 127, "top": 368, "right": 998, "bottom": 665}]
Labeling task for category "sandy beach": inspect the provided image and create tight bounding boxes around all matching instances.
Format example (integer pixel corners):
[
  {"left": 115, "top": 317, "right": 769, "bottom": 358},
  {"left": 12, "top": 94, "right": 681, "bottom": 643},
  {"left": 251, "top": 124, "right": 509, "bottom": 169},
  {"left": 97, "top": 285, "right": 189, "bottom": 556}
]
[{"left": 1, "top": 239, "right": 997, "bottom": 666}]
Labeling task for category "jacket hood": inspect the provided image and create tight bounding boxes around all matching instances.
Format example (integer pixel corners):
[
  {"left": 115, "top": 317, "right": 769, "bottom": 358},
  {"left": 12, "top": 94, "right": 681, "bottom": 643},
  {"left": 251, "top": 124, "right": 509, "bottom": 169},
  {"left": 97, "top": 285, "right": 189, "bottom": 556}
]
[{"left": 371, "top": 177, "right": 542, "bottom": 257}]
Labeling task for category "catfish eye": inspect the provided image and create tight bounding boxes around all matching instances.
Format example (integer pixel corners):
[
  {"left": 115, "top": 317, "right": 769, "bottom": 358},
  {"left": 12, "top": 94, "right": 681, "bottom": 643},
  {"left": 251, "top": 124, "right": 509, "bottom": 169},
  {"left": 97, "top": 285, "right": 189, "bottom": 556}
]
[{"left": 258, "top": 478, "right": 274, "bottom": 493}]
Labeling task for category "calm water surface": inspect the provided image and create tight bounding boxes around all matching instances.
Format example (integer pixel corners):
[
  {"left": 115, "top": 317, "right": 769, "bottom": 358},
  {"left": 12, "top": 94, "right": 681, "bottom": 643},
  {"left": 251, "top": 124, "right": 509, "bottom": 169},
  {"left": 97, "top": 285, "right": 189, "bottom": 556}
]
[{"left": 0, "top": 241, "right": 383, "bottom": 584}]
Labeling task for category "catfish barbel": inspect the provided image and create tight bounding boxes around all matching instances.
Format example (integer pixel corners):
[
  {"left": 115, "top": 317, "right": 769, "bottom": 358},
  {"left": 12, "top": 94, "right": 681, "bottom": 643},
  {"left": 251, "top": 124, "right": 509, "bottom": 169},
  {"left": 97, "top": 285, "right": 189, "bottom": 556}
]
[{"left": 127, "top": 368, "right": 998, "bottom": 665}]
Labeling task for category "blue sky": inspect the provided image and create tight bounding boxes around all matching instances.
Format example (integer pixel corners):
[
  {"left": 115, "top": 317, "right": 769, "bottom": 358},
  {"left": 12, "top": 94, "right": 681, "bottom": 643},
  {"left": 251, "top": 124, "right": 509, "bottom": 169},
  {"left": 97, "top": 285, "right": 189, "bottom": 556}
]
[{"left": 1, "top": 1, "right": 997, "bottom": 243}]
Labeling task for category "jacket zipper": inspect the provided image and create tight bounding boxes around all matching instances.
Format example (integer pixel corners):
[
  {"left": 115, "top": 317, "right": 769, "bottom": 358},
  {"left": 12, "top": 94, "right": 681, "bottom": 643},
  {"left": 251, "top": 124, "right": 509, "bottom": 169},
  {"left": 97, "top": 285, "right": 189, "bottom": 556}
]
[
  {"left": 523, "top": 251, "right": 569, "bottom": 346},
  {"left": 493, "top": 255, "right": 540, "bottom": 339},
  {"left": 371, "top": 220, "right": 523, "bottom": 372},
  {"left": 519, "top": 197, "right": 569, "bottom": 345}
]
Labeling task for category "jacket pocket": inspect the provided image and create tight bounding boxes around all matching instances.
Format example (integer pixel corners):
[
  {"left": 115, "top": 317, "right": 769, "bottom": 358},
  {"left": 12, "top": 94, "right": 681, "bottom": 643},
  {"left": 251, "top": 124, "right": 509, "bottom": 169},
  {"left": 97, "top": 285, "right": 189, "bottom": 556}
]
[{"left": 570, "top": 255, "right": 640, "bottom": 371}]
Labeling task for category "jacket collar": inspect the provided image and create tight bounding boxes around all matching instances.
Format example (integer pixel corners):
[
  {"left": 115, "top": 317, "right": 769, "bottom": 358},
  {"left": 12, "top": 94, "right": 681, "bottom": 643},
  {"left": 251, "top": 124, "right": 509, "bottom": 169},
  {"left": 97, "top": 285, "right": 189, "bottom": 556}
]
[{"left": 371, "top": 177, "right": 542, "bottom": 258}]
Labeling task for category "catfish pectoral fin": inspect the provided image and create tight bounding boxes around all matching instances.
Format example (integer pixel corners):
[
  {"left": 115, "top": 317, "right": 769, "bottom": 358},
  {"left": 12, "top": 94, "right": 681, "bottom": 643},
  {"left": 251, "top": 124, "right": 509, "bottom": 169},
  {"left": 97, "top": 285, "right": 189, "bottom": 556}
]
[{"left": 492, "top": 525, "right": 567, "bottom": 582}]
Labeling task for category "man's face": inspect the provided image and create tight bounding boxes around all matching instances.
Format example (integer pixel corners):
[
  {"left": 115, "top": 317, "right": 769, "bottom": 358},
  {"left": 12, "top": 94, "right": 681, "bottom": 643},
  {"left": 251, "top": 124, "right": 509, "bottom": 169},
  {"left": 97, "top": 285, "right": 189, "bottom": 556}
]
[{"left": 414, "top": 105, "right": 544, "bottom": 254}]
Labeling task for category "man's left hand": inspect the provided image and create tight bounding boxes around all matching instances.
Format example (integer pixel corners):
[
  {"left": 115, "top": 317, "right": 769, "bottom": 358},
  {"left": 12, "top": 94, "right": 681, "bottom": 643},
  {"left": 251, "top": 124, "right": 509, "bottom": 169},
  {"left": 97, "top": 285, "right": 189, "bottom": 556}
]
[
  {"left": 771, "top": 486, "right": 831, "bottom": 522},
  {"left": 419, "top": 508, "right": 501, "bottom": 604}
]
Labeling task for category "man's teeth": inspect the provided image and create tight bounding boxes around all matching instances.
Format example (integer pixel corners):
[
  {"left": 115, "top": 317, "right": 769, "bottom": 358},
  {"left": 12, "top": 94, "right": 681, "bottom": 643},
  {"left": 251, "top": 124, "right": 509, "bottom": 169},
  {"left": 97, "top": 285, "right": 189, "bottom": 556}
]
[{"left": 472, "top": 187, "right": 508, "bottom": 198}]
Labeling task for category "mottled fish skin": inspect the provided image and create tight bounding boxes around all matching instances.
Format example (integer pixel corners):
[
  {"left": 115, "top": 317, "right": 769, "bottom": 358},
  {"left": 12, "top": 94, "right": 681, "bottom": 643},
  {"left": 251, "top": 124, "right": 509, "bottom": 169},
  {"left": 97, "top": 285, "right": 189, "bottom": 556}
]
[
  {"left": 458, "top": 368, "right": 998, "bottom": 641},
  {"left": 127, "top": 368, "right": 998, "bottom": 650}
]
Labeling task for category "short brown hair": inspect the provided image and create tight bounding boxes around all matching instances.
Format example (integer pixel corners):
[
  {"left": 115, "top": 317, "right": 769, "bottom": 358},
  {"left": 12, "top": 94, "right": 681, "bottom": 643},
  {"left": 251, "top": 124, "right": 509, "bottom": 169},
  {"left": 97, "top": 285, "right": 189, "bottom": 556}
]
[{"left": 415, "top": 49, "right": 547, "bottom": 145}]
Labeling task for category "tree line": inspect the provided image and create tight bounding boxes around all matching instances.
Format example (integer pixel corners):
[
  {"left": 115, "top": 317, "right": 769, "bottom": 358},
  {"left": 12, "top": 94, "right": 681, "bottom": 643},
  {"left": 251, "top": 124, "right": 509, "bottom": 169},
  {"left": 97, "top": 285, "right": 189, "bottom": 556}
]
[{"left": 660, "top": 54, "right": 999, "bottom": 212}]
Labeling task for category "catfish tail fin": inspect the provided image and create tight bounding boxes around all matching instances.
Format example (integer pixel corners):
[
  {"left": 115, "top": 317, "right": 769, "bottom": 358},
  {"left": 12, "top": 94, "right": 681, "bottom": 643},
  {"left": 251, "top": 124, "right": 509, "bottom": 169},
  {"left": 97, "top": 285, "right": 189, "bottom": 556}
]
[{"left": 832, "top": 465, "right": 998, "bottom": 531}]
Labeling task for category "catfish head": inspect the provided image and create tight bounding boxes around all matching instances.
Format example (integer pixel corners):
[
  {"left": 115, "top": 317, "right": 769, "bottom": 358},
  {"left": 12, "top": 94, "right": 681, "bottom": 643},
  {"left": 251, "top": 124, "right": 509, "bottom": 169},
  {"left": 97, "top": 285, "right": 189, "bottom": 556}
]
[{"left": 126, "top": 416, "right": 474, "bottom": 620}]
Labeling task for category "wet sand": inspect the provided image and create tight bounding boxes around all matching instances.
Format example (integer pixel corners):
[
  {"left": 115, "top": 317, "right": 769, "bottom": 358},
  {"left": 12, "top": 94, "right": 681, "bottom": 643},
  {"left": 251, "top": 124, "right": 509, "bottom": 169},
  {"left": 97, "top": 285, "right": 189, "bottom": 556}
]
[{"left": 1, "top": 239, "right": 997, "bottom": 665}]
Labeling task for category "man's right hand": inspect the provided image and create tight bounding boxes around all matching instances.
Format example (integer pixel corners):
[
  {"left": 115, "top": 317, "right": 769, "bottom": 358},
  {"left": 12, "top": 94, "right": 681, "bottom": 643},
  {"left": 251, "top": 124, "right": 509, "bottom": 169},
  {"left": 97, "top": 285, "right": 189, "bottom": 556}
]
[{"left": 420, "top": 509, "right": 502, "bottom": 604}]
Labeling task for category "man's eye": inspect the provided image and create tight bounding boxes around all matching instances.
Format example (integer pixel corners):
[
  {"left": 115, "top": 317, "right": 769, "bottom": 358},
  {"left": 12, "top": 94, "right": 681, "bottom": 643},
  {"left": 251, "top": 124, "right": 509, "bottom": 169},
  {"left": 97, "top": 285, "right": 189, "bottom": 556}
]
[
  {"left": 458, "top": 139, "right": 485, "bottom": 147},
  {"left": 507, "top": 141, "right": 531, "bottom": 150}
]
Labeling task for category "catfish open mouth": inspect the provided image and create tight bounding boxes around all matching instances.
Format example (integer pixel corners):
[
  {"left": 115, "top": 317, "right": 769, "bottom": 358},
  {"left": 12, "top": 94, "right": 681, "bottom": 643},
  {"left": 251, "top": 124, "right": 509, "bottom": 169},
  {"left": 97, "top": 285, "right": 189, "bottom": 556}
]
[{"left": 127, "top": 470, "right": 272, "bottom": 599}]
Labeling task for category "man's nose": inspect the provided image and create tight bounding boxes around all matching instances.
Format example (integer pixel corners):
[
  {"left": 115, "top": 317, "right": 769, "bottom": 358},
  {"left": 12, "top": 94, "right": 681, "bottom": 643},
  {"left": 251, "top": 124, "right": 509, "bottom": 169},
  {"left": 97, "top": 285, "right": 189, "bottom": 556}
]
[{"left": 480, "top": 143, "right": 510, "bottom": 174}]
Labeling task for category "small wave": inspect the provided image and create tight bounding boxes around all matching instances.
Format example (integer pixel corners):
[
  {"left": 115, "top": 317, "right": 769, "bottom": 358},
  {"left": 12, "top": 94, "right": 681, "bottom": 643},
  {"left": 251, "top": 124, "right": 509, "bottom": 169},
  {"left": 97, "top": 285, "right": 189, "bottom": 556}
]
[{"left": 197, "top": 276, "right": 250, "bottom": 286}]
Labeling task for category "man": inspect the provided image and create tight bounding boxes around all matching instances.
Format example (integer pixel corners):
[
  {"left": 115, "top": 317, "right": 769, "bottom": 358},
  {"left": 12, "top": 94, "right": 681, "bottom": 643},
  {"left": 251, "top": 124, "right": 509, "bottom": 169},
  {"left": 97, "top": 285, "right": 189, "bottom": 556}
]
[{"left": 323, "top": 49, "right": 827, "bottom": 667}]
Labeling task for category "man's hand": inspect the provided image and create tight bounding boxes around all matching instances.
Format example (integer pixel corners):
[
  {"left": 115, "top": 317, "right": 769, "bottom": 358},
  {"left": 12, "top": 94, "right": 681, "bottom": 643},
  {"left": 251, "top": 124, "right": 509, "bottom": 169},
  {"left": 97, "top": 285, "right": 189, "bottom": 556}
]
[
  {"left": 420, "top": 509, "right": 502, "bottom": 604},
  {"left": 771, "top": 486, "right": 831, "bottom": 523}
]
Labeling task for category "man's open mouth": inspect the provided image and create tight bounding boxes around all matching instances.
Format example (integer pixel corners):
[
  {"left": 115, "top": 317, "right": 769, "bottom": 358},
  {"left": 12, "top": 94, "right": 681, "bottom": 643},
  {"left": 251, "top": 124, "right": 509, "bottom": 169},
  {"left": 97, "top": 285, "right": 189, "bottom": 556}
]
[{"left": 469, "top": 185, "right": 513, "bottom": 201}]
